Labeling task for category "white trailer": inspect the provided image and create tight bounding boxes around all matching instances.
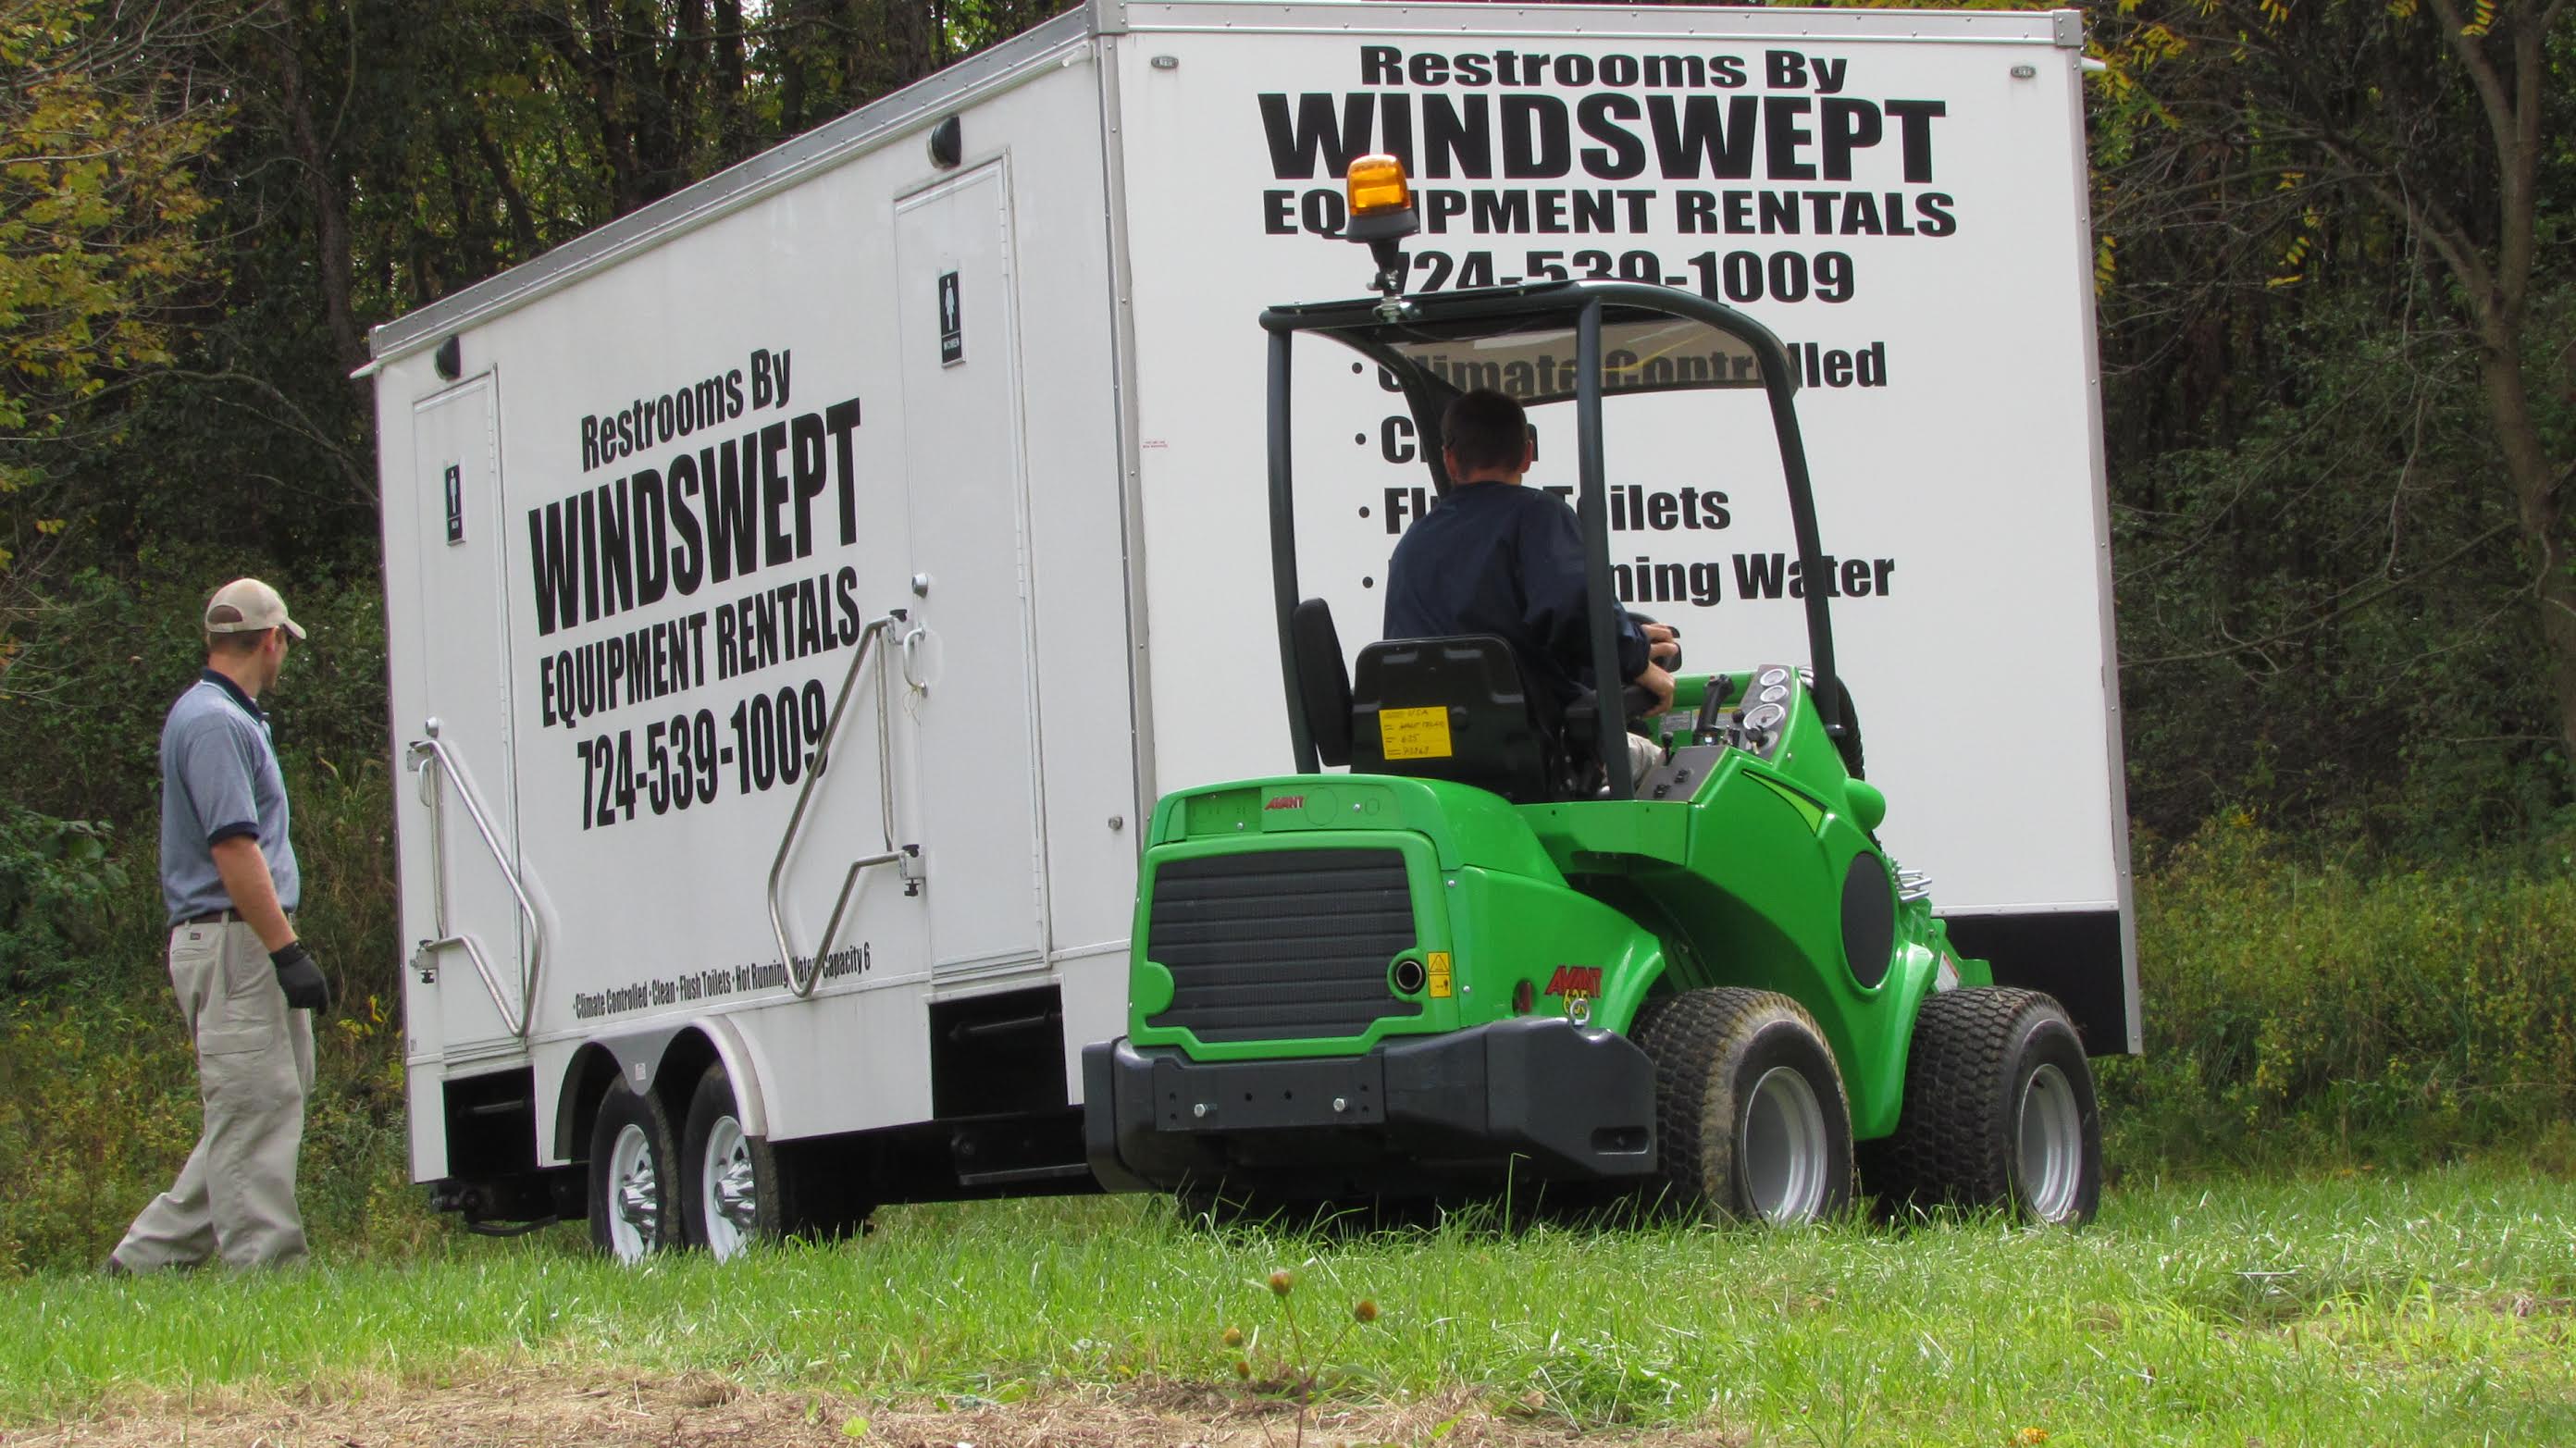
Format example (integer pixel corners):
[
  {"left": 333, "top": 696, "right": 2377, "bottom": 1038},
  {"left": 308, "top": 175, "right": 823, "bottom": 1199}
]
[{"left": 366, "top": 0, "right": 2131, "bottom": 1255}]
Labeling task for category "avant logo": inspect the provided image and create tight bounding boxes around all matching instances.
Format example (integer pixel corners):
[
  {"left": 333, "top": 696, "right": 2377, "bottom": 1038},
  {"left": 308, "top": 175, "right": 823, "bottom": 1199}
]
[
  {"left": 1543, "top": 965, "right": 1604, "bottom": 998},
  {"left": 1263, "top": 795, "right": 1306, "bottom": 811}
]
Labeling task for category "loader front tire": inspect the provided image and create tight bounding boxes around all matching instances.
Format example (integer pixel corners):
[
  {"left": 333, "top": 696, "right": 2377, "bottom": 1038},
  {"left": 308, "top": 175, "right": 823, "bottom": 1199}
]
[{"left": 1862, "top": 987, "right": 2101, "bottom": 1226}]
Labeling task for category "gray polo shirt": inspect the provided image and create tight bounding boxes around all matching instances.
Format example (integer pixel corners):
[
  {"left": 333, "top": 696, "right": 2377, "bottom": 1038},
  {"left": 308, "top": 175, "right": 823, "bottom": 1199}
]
[{"left": 160, "top": 671, "right": 299, "bottom": 926}]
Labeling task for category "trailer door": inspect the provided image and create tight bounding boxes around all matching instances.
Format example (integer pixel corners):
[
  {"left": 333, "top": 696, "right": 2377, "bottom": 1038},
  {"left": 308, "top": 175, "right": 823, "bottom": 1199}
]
[
  {"left": 407, "top": 375, "right": 526, "bottom": 1059},
  {"left": 894, "top": 164, "right": 1046, "bottom": 979}
]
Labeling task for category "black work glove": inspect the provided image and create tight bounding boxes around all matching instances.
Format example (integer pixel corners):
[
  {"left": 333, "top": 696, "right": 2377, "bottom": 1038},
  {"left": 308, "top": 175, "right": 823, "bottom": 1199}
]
[{"left": 271, "top": 941, "right": 331, "bottom": 1014}]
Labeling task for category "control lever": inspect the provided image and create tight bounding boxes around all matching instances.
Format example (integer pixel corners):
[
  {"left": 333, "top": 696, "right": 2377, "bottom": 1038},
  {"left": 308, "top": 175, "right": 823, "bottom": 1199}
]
[{"left": 1690, "top": 674, "right": 1736, "bottom": 747}]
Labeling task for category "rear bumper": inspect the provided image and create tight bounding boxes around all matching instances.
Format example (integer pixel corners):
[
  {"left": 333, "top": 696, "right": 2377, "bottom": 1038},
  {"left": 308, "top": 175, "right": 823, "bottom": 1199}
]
[{"left": 1082, "top": 1018, "right": 1656, "bottom": 1198}]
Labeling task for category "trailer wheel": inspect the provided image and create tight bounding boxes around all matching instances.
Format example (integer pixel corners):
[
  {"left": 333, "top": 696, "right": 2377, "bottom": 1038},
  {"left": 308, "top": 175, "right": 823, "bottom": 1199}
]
[
  {"left": 588, "top": 1079, "right": 680, "bottom": 1261},
  {"left": 1632, "top": 988, "right": 1852, "bottom": 1225},
  {"left": 680, "top": 1064, "right": 873, "bottom": 1256},
  {"left": 680, "top": 1065, "right": 776, "bottom": 1259},
  {"left": 1862, "top": 987, "right": 2101, "bottom": 1226}
]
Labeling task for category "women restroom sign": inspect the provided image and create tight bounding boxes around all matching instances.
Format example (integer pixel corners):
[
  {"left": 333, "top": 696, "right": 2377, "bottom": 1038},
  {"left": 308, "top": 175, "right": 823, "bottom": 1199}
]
[{"left": 938, "top": 271, "right": 964, "bottom": 365}]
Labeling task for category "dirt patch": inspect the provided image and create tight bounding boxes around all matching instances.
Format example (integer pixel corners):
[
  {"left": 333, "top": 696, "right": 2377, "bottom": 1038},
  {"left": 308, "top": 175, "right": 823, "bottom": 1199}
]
[{"left": 0, "top": 1372, "right": 1731, "bottom": 1447}]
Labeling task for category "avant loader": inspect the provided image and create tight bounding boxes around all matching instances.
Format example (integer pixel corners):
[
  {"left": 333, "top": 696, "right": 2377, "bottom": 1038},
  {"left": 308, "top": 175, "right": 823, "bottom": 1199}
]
[{"left": 1084, "top": 157, "right": 2104, "bottom": 1224}]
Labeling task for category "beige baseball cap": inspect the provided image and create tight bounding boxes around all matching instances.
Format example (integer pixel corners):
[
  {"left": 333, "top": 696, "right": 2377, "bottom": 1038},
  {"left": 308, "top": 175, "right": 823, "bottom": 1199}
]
[{"left": 204, "top": 578, "right": 306, "bottom": 640}]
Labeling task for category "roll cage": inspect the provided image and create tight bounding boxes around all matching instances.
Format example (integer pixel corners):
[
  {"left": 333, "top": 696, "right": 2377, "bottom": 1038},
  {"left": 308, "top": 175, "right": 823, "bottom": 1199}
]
[{"left": 1259, "top": 278, "right": 1847, "bottom": 798}]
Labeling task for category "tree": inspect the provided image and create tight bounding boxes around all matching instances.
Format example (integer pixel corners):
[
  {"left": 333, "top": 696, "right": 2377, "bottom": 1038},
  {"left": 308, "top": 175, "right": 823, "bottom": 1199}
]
[
  {"left": 0, "top": 0, "right": 222, "bottom": 557},
  {"left": 2098, "top": 0, "right": 2573, "bottom": 773}
]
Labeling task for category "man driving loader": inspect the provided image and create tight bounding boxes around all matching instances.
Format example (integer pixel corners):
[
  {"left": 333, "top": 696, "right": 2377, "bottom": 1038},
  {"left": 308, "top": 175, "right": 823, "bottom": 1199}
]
[{"left": 1381, "top": 388, "right": 1678, "bottom": 777}]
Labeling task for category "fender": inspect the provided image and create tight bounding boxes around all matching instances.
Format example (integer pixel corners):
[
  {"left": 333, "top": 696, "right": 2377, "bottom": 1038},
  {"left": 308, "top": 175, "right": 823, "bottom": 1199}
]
[{"left": 551, "top": 1014, "right": 772, "bottom": 1160}]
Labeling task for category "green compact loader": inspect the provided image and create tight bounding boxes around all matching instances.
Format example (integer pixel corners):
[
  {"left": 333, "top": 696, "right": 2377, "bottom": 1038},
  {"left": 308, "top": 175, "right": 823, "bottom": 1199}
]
[{"left": 1081, "top": 159, "right": 2104, "bottom": 1226}]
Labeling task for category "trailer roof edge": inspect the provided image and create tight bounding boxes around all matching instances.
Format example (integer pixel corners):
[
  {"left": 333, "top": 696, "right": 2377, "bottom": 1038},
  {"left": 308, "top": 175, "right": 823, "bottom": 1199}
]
[
  {"left": 1112, "top": 2, "right": 2067, "bottom": 44},
  {"left": 367, "top": 7, "right": 1096, "bottom": 364}
]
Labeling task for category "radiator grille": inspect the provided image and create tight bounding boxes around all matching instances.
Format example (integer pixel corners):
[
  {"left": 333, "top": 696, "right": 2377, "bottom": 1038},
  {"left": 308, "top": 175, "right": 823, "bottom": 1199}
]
[{"left": 1145, "top": 848, "right": 1422, "bottom": 1043}]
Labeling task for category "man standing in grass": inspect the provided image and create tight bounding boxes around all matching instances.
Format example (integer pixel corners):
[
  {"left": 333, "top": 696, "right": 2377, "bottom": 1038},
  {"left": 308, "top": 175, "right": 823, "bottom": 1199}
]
[{"left": 108, "top": 579, "right": 331, "bottom": 1273}]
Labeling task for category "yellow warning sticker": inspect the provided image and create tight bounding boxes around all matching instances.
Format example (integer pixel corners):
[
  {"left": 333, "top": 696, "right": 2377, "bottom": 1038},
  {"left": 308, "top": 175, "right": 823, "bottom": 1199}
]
[
  {"left": 1426, "top": 951, "right": 1453, "bottom": 998},
  {"left": 1380, "top": 706, "right": 1453, "bottom": 760}
]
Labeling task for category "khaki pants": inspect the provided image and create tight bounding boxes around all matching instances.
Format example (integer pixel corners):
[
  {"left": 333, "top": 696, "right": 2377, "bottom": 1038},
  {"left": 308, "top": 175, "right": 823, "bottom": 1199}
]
[
  {"left": 113, "top": 920, "right": 315, "bottom": 1271},
  {"left": 1626, "top": 732, "right": 1661, "bottom": 781}
]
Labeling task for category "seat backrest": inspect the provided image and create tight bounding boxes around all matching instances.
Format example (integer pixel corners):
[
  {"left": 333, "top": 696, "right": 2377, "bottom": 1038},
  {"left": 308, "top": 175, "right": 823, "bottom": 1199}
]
[
  {"left": 1291, "top": 598, "right": 1354, "bottom": 767},
  {"left": 1348, "top": 635, "right": 1556, "bottom": 802}
]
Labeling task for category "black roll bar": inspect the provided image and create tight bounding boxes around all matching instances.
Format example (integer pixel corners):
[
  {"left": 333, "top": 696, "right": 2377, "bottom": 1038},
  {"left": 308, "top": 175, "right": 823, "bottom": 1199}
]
[
  {"left": 1573, "top": 300, "right": 1631, "bottom": 797},
  {"left": 1259, "top": 279, "right": 1846, "bottom": 782},
  {"left": 1269, "top": 327, "right": 1318, "bottom": 774}
]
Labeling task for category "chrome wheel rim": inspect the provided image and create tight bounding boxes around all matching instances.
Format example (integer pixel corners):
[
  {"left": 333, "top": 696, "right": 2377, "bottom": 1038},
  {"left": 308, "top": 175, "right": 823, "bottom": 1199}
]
[
  {"left": 607, "top": 1121, "right": 661, "bottom": 1261},
  {"left": 1741, "top": 1065, "right": 1830, "bottom": 1224},
  {"left": 2015, "top": 1063, "right": 2085, "bottom": 1223},
  {"left": 700, "top": 1115, "right": 757, "bottom": 1259}
]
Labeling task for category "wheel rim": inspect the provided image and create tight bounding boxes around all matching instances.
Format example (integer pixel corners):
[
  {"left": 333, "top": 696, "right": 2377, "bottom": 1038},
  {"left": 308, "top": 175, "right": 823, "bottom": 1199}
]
[
  {"left": 606, "top": 1121, "right": 661, "bottom": 1261},
  {"left": 700, "top": 1114, "right": 757, "bottom": 1259},
  {"left": 2015, "top": 1063, "right": 2086, "bottom": 1223},
  {"left": 1740, "top": 1065, "right": 1830, "bottom": 1224}
]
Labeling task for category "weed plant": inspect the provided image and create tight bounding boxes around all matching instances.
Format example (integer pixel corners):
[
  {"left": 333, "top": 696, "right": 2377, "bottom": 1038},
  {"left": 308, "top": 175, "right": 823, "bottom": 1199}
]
[
  {"left": 1218, "top": 1266, "right": 1384, "bottom": 1442},
  {"left": 2103, "top": 819, "right": 2576, "bottom": 1170}
]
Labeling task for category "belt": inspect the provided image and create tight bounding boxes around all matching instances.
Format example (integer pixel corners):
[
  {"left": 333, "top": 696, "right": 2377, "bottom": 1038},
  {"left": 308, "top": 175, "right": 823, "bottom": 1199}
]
[{"left": 176, "top": 909, "right": 293, "bottom": 926}]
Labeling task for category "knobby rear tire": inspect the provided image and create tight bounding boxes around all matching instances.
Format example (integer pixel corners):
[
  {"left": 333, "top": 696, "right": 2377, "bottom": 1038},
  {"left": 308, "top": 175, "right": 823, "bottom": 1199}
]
[{"left": 1633, "top": 987, "right": 1854, "bottom": 1225}]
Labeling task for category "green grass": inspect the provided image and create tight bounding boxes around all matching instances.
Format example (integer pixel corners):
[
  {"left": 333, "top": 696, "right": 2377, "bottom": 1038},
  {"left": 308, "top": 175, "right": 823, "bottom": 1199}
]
[{"left": 7, "top": 1168, "right": 2571, "bottom": 1443}]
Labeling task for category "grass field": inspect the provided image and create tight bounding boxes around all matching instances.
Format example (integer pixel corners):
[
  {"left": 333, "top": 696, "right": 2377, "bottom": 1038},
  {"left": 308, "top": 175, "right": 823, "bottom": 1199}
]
[{"left": 6, "top": 1166, "right": 2571, "bottom": 1444}]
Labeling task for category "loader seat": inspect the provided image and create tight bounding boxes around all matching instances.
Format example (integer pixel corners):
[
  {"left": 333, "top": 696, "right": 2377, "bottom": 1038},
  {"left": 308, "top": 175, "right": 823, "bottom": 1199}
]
[
  {"left": 1348, "top": 634, "right": 1563, "bottom": 803},
  {"left": 1291, "top": 597, "right": 1355, "bottom": 767}
]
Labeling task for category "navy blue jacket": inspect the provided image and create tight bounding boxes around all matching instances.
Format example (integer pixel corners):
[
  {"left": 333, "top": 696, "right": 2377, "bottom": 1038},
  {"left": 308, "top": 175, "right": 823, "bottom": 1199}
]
[{"left": 1381, "top": 482, "right": 1649, "bottom": 709}]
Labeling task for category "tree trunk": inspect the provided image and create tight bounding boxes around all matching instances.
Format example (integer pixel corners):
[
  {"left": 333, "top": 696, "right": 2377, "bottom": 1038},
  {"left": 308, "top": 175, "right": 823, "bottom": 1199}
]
[
  {"left": 475, "top": 119, "right": 542, "bottom": 258},
  {"left": 2479, "top": 339, "right": 2576, "bottom": 765},
  {"left": 712, "top": 0, "right": 747, "bottom": 160},
  {"left": 270, "top": 8, "right": 363, "bottom": 375}
]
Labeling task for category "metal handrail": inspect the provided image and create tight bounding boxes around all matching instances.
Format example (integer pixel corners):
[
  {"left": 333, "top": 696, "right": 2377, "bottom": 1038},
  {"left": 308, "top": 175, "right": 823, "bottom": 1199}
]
[
  {"left": 407, "top": 721, "right": 547, "bottom": 1038},
  {"left": 769, "top": 612, "right": 911, "bottom": 997}
]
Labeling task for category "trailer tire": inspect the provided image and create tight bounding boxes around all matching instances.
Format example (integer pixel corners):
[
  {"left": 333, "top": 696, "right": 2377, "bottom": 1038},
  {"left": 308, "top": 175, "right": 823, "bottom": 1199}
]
[
  {"left": 1632, "top": 988, "right": 1852, "bottom": 1225},
  {"left": 1862, "top": 987, "right": 2101, "bottom": 1226},
  {"left": 680, "top": 1065, "right": 777, "bottom": 1259},
  {"left": 588, "top": 1079, "right": 681, "bottom": 1261},
  {"left": 680, "top": 1064, "right": 873, "bottom": 1256}
]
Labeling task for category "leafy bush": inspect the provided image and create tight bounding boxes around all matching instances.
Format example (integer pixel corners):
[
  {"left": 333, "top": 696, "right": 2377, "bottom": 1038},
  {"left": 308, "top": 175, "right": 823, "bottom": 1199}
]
[
  {"left": 0, "top": 805, "right": 131, "bottom": 995},
  {"left": 2102, "top": 822, "right": 2576, "bottom": 1169},
  {"left": 0, "top": 556, "right": 390, "bottom": 830}
]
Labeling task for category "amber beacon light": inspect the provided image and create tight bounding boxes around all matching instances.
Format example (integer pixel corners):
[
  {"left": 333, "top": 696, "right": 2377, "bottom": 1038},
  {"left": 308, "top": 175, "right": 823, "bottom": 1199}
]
[
  {"left": 1342, "top": 153, "right": 1420, "bottom": 299},
  {"left": 1345, "top": 155, "right": 1412, "bottom": 217}
]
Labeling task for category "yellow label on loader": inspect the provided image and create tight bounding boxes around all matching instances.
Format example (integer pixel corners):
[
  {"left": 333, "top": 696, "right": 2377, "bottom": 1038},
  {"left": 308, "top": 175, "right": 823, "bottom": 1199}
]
[
  {"left": 1380, "top": 706, "right": 1453, "bottom": 760},
  {"left": 1426, "top": 951, "right": 1453, "bottom": 998}
]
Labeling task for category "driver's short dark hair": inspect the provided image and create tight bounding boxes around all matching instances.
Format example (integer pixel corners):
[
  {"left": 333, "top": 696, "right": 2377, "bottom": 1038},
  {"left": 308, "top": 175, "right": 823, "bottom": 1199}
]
[{"left": 1442, "top": 389, "right": 1529, "bottom": 476}]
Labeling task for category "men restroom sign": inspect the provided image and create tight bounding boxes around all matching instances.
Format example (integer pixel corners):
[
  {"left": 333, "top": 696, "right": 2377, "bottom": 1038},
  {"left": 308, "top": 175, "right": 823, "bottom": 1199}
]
[
  {"left": 938, "top": 270, "right": 964, "bottom": 365},
  {"left": 443, "top": 463, "right": 464, "bottom": 543}
]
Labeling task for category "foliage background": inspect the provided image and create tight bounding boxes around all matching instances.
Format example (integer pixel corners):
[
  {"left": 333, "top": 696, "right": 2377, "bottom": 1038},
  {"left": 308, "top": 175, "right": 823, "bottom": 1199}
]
[{"left": 0, "top": 0, "right": 2570, "bottom": 1271}]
